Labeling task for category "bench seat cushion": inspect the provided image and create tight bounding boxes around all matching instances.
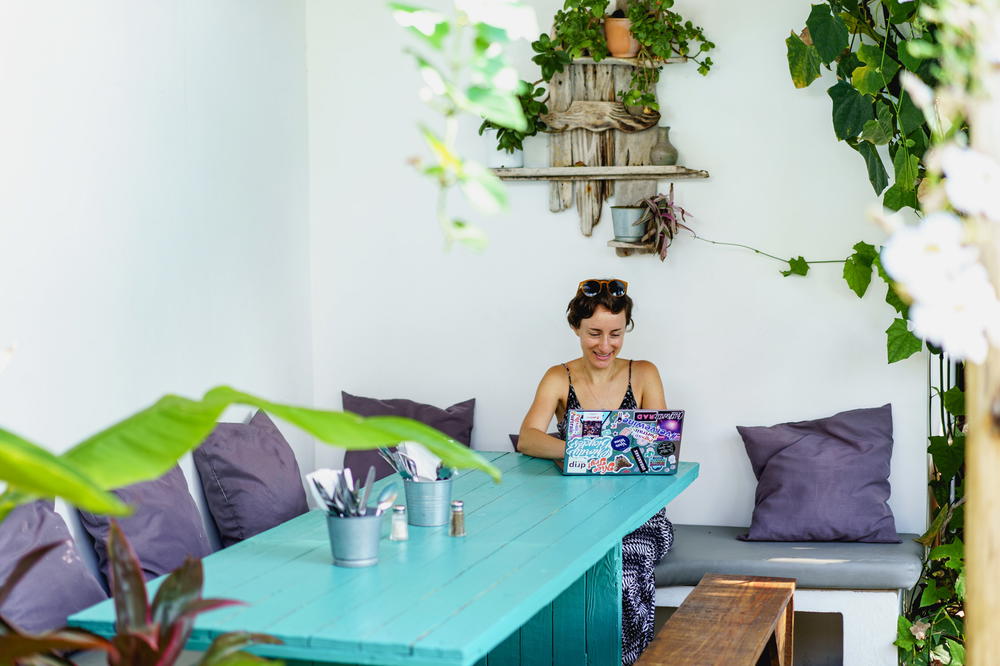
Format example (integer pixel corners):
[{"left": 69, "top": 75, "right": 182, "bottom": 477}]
[{"left": 655, "top": 524, "right": 923, "bottom": 590}]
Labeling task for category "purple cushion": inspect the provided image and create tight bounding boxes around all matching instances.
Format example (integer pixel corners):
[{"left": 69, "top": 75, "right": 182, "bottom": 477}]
[
  {"left": 193, "top": 410, "right": 309, "bottom": 547},
  {"left": 0, "top": 501, "right": 107, "bottom": 633},
  {"left": 78, "top": 465, "right": 213, "bottom": 585},
  {"left": 737, "top": 404, "right": 900, "bottom": 543},
  {"left": 341, "top": 392, "right": 475, "bottom": 481}
]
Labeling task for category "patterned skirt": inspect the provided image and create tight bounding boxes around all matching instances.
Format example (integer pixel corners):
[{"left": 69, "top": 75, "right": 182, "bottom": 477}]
[{"left": 621, "top": 508, "right": 674, "bottom": 665}]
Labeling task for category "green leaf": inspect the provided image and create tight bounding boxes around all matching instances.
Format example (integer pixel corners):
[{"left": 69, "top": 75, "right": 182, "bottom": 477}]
[
  {"left": 955, "top": 570, "right": 966, "bottom": 599},
  {"left": 898, "top": 39, "right": 924, "bottom": 72},
  {"left": 885, "top": 282, "right": 909, "bottom": 317},
  {"left": 780, "top": 256, "right": 810, "bottom": 277},
  {"left": 884, "top": 183, "right": 919, "bottom": 211},
  {"left": 198, "top": 632, "right": 282, "bottom": 666},
  {"left": 895, "top": 615, "right": 916, "bottom": 650},
  {"left": 861, "top": 102, "right": 894, "bottom": 145},
  {"left": 928, "top": 435, "right": 965, "bottom": 485},
  {"left": 0, "top": 427, "right": 130, "bottom": 519},
  {"left": 930, "top": 644, "right": 953, "bottom": 665},
  {"left": 886, "top": 318, "right": 922, "bottom": 363},
  {"left": 465, "top": 86, "right": 526, "bottom": 132},
  {"left": 851, "top": 140, "right": 888, "bottom": 194},
  {"left": 899, "top": 91, "right": 925, "bottom": 135},
  {"left": 930, "top": 538, "right": 965, "bottom": 571},
  {"left": 806, "top": 4, "right": 848, "bottom": 64},
  {"left": 917, "top": 503, "right": 950, "bottom": 546},
  {"left": 843, "top": 242, "right": 877, "bottom": 297},
  {"left": 907, "top": 39, "right": 938, "bottom": 60},
  {"left": 460, "top": 161, "right": 507, "bottom": 215},
  {"left": 852, "top": 44, "right": 901, "bottom": 96},
  {"left": 920, "top": 579, "right": 951, "bottom": 608},
  {"left": 893, "top": 148, "right": 920, "bottom": 191},
  {"left": 61, "top": 386, "right": 503, "bottom": 490},
  {"left": 828, "top": 80, "right": 872, "bottom": 140},
  {"left": 947, "top": 638, "right": 966, "bottom": 666},
  {"left": 786, "top": 32, "right": 821, "bottom": 88},
  {"left": 942, "top": 386, "right": 966, "bottom": 416}
]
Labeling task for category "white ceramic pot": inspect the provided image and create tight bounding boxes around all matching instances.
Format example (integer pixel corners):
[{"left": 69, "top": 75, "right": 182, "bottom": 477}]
[{"left": 611, "top": 206, "right": 645, "bottom": 242}]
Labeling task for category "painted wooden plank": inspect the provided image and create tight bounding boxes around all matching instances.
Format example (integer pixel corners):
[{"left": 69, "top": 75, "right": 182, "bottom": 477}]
[
  {"left": 585, "top": 544, "right": 623, "bottom": 666},
  {"left": 547, "top": 65, "right": 573, "bottom": 212},
  {"left": 402, "top": 469, "right": 698, "bottom": 660},
  {"left": 552, "top": 576, "right": 586, "bottom": 666},
  {"left": 492, "top": 166, "right": 709, "bottom": 181},
  {"left": 519, "top": 603, "right": 552, "bottom": 666},
  {"left": 486, "top": 629, "right": 520, "bottom": 665}
]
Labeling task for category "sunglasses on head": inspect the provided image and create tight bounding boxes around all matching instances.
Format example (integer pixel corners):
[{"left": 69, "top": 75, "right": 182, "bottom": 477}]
[{"left": 578, "top": 279, "right": 628, "bottom": 298}]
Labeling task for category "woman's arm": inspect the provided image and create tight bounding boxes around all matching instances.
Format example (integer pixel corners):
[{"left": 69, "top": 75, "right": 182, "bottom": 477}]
[
  {"left": 517, "top": 366, "right": 567, "bottom": 460},
  {"left": 635, "top": 360, "right": 667, "bottom": 409}
]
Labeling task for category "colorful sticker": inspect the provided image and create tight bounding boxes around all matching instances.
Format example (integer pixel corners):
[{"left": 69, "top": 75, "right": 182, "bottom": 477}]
[
  {"left": 611, "top": 435, "right": 630, "bottom": 451},
  {"left": 630, "top": 446, "right": 648, "bottom": 473}
]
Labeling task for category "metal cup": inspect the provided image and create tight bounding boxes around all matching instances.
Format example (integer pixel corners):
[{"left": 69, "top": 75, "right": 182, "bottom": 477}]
[
  {"left": 326, "top": 509, "right": 384, "bottom": 567},
  {"left": 403, "top": 478, "right": 453, "bottom": 526}
]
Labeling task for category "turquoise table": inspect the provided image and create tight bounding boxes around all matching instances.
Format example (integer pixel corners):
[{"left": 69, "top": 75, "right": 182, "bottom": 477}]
[{"left": 70, "top": 453, "right": 698, "bottom": 665}]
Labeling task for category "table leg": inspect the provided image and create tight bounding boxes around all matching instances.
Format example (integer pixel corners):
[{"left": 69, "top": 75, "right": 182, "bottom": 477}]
[{"left": 585, "top": 542, "right": 623, "bottom": 665}]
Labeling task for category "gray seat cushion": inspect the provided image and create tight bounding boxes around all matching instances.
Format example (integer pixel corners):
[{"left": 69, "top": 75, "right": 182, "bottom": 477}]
[{"left": 656, "top": 524, "right": 923, "bottom": 590}]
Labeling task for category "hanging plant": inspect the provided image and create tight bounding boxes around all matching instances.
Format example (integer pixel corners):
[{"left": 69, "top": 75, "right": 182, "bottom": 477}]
[{"left": 636, "top": 184, "right": 693, "bottom": 261}]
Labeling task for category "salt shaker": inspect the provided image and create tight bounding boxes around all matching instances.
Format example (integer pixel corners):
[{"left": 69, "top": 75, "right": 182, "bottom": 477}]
[
  {"left": 390, "top": 505, "right": 409, "bottom": 541},
  {"left": 449, "top": 500, "right": 466, "bottom": 537}
]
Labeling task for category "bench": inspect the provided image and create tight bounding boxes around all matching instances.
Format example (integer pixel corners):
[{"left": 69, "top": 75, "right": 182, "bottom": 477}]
[
  {"left": 655, "top": 525, "right": 924, "bottom": 666},
  {"left": 640, "top": 573, "right": 796, "bottom": 666}
]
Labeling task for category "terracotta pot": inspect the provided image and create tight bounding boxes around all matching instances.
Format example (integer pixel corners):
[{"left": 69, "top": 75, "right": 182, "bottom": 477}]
[{"left": 604, "top": 18, "right": 639, "bottom": 58}]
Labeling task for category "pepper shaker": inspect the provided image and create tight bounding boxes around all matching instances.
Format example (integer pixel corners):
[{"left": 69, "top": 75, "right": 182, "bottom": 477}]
[
  {"left": 390, "top": 505, "right": 409, "bottom": 541},
  {"left": 449, "top": 500, "right": 466, "bottom": 537}
]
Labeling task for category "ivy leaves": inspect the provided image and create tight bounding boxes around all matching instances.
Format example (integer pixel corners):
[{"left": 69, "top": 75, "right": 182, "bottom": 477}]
[
  {"left": 806, "top": 3, "right": 848, "bottom": 64},
  {"left": 786, "top": 32, "right": 821, "bottom": 88}
]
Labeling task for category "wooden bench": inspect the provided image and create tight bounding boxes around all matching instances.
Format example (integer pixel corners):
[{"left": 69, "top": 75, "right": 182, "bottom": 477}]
[
  {"left": 655, "top": 525, "right": 924, "bottom": 665},
  {"left": 640, "top": 573, "right": 795, "bottom": 666}
]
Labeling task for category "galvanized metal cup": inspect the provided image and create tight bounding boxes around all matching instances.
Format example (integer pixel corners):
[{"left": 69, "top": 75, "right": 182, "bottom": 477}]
[
  {"left": 325, "top": 509, "right": 384, "bottom": 568},
  {"left": 403, "top": 478, "right": 453, "bottom": 526}
]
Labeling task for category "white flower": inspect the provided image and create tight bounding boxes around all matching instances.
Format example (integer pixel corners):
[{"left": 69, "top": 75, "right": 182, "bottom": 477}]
[
  {"left": 881, "top": 211, "right": 978, "bottom": 301},
  {"left": 881, "top": 212, "right": 1000, "bottom": 363},
  {"left": 939, "top": 144, "right": 1000, "bottom": 221},
  {"left": 909, "top": 262, "right": 1000, "bottom": 363}
]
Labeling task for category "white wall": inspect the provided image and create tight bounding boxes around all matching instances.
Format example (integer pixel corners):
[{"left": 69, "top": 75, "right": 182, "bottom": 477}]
[
  {"left": 307, "top": 0, "right": 928, "bottom": 534},
  {"left": 0, "top": 1, "right": 314, "bottom": 518}
]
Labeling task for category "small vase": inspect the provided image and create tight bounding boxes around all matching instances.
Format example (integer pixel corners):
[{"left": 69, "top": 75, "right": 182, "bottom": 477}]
[
  {"left": 611, "top": 206, "right": 646, "bottom": 242},
  {"left": 649, "top": 126, "right": 679, "bottom": 166},
  {"left": 604, "top": 18, "right": 639, "bottom": 58}
]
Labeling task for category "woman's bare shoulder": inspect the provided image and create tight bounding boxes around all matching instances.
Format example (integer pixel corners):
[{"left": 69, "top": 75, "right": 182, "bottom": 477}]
[{"left": 630, "top": 359, "right": 663, "bottom": 380}]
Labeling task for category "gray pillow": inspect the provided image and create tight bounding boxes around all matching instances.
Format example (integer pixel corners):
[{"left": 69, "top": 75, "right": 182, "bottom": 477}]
[
  {"left": 0, "top": 501, "right": 107, "bottom": 633},
  {"left": 737, "top": 404, "right": 900, "bottom": 543},
  {"left": 341, "top": 392, "right": 475, "bottom": 481},
  {"left": 193, "top": 410, "right": 309, "bottom": 547},
  {"left": 78, "top": 465, "right": 213, "bottom": 585}
]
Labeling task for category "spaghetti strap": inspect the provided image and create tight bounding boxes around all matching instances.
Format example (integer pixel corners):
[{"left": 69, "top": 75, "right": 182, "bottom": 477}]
[
  {"left": 628, "top": 360, "right": 633, "bottom": 386},
  {"left": 562, "top": 363, "right": 573, "bottom": 385}
]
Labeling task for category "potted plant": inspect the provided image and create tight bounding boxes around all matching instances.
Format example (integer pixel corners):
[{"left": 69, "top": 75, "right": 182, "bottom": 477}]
[
  {"left": 635, "top": 183, "right": 693, "bottom": 260},
  {"left": 478, "top": 81, "right": 549, "bottom": 167},
  {"left": 530, "top": 0, "right": 715, "bottom": 112},
  {"left": 0, "top": 523, "right": 278, "bottom": 665}
]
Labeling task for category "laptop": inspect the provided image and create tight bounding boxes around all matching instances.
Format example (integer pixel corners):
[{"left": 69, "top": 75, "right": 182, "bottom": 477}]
[{"left": 562, "top": 409, "right": 685, "bottom": 476}]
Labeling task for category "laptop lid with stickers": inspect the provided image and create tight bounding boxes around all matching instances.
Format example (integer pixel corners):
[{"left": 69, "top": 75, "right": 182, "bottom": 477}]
[{"left": 562, "top": 409, "right": 684, "bottom": 476}]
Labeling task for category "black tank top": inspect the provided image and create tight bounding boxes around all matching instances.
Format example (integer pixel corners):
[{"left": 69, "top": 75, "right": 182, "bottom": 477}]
[{"left": 557, "top": 360, "right": 637, "bottom": 440}]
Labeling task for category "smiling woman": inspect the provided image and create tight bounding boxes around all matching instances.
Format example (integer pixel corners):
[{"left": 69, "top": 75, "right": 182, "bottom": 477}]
[{"left": 517, "top": 278, "right": 672, "bottom": 665}]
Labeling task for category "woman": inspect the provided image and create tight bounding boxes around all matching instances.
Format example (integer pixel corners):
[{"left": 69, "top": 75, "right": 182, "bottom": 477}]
[{"left": 518, "top": 278, "right": 674, "bottom": 665}]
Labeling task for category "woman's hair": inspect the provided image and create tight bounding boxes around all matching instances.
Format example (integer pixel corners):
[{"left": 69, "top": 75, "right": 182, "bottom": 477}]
[{"left": 566, "top": 281, "right": 634, "bottom": 330}]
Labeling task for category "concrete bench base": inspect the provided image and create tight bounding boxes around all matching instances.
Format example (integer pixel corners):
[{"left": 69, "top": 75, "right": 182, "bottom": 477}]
[{"left": 656, "top": 586, "right": 900, "bottom": 666}]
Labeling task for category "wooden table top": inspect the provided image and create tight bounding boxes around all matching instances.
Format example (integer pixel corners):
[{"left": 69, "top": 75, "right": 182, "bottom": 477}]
[{"left": 70, "top": 453, "right": 699, "bottom": 665}]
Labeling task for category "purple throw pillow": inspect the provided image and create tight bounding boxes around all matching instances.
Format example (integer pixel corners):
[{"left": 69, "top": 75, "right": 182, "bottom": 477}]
[
  {"left": 737, "top": 404, "right": 900, "bottom": 543},
  {"left": 0, "top": 501, "right": 107, "bottom": 633},
  {"left": 341, "top": 392, "right": 475, "bottom": 482},
  {"left": 78, "top": 465, "right": 213, "bottom": 585},
  {"left": 193, "top": 410, "right": 309, "bottom": 547}
]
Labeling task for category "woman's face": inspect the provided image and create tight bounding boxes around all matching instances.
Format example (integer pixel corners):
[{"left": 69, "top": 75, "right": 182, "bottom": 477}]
[{"left": 575, "top": 305, "right": 627, "bottom": 369}]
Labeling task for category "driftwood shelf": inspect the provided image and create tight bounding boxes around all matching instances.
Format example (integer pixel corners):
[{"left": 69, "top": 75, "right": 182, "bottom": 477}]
[
  {"left": 491, "top": 166, "right": 710, "bottom": 182},
  {"left": 607, "top": 240, "right": 656, "bottom": 257}
]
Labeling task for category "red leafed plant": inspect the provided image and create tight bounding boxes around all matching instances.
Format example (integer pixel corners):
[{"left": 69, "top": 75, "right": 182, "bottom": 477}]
[
  {"left": 0, "top": 522, "right": 280, "bottom": 665},
  {"left": 637, "top": 183, "right": 694, "bottom": 261}
]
